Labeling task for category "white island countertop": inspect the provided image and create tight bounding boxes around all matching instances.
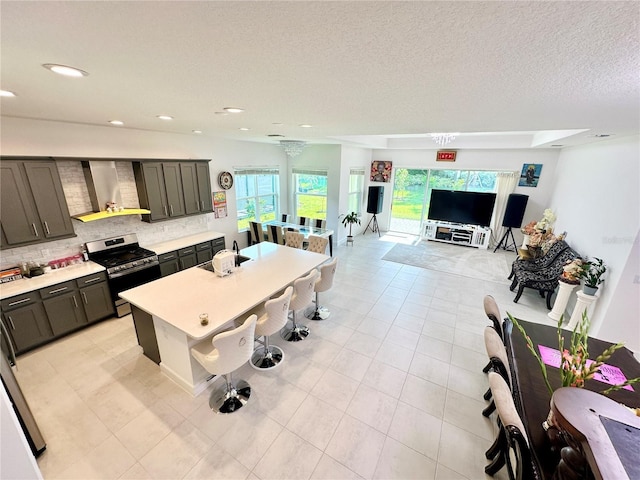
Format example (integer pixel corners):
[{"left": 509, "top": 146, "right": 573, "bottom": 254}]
[{"left": 119, "top": 242, "right": 329, "bottom": 340}]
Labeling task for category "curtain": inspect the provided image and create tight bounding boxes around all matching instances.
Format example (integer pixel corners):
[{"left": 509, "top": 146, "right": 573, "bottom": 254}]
[{"left": 490, "top": 171, "right": 519, "bottom": 247}]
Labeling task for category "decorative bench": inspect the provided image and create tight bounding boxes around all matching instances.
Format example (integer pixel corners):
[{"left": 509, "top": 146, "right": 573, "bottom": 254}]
[{"left": 509, "top": 240, "right": 580, "bottom": 309}]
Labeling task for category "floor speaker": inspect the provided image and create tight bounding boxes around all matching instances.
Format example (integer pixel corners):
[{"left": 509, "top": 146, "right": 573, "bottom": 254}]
[
  {"left": 367, "top": 186, "right": 384, "bottom": 214},
  {"left": 502, "top": 194, "right": 529, "bottom": 228}
]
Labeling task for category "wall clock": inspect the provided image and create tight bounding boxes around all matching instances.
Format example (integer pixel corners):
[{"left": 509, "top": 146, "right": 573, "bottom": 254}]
[{"left": 218, "top": 171, "right": 233, "bottom": 190}]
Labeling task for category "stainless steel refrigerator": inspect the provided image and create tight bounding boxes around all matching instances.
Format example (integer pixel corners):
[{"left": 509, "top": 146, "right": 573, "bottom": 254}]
[{"left": 0, "top": 320, "right": 46, "bottom": 457}]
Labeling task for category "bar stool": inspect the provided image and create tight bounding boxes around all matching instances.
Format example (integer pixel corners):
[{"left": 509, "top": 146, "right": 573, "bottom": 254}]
[
  {"left": 190, "top": 314, "right": 257, "bottom": 414},
  {"left": 285, "top": 230, "right": 304, "bottom": 249},
  {"left": 307, "top": 258, "right": 337, "bottom": 320},
  {"left": 281, "top": 269, "right": 318, "bottom": 342},
  {"left": 251, "top": 287, "right": 293, "bottom": 369}
]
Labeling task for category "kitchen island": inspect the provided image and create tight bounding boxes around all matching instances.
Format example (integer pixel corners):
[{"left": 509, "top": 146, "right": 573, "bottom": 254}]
[{"left": 119, "top": 242, "right": 329, "bottom": 395}]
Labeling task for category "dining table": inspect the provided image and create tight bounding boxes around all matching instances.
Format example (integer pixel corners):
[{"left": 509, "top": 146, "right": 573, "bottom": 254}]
[
  {"left": 503, "top": 318, "right": 640, "bottom": 479},
  {"left": 262, "top": 220, "right": 335, "bottom": 256}
]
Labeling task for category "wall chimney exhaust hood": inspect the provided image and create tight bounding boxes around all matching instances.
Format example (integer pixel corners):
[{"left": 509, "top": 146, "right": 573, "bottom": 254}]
[{"left": 72, "top": 161, "right": 150, "bottom": 222}]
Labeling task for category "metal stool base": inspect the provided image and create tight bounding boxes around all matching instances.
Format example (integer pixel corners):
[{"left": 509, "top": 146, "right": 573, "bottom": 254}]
[
  {"left": 281, "top": 325, "right": 310, "bottom": 342},
  {"left": 209, "top": 379, "right": 251, "bottom": 414},
  {"left": 250, "top": 345, "right": 284, "bottom": 370}
]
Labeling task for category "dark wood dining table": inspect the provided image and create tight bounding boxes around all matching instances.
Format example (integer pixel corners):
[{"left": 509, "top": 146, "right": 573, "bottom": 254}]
[{"left": 503, "top": 318, "right": 640, "bottom": 479}]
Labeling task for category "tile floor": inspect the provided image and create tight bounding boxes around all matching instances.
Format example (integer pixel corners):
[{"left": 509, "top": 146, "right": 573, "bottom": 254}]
[{"left": 16, "top": 233, "right": 555, "bottom": 479}]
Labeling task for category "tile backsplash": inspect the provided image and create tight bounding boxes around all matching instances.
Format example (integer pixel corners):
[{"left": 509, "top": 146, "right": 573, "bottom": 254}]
[{"left": 1, "top": 160, "right": 217, "bottom": 269}]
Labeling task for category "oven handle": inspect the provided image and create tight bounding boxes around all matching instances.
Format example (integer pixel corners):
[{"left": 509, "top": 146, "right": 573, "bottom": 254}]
[{"left": 108, "top": 261, "right": 160, "bottom": 279}]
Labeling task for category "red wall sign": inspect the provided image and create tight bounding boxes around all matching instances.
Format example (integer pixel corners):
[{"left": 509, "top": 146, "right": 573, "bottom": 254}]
[{"left": 436, "top": 150, "right": 457, "bottom": 161}]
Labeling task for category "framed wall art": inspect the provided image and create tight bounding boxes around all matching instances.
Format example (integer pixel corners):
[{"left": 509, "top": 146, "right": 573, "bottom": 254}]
[
  {"left": 519, "top": 163, "right": 543, "bottom": 187},
  {"left": 370, "top": 161, "right": 392, "bottom": 182}
]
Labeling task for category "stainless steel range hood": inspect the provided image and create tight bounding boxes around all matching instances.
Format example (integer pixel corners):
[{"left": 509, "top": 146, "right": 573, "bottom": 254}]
[{"left": 72, "top": 161, "right": 150, "bottom": 222}]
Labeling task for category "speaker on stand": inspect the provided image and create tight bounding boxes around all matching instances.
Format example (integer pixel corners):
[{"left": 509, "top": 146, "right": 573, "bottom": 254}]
[
  {"left": 494, "top": 194, "right": 529, "bottom": 253},
  {"left": 364, "top": 186, "right": 383, "bottom": 237}
]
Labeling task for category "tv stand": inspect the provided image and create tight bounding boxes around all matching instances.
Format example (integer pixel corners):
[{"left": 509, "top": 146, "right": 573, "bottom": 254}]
[{"left": 422, "top": 220, "right": 491, "bottom": 249}]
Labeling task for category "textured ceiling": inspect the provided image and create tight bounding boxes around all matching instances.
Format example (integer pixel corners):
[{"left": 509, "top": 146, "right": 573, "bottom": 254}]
[{"left": 1, "top": 1, "right": 638, "bottom": 149}]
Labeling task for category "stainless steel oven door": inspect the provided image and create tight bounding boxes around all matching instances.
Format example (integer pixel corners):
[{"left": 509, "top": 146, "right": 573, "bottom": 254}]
[{"left": 108, "top": 263, "right": 161, "bottom": 317}]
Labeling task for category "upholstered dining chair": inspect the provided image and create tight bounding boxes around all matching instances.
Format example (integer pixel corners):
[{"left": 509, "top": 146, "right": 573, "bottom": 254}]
[
  {"left": 309, "top": 218, "right": 327, "bottom": 229},
  {"left": 485, "top": 372, "right": 538, "bottom": 480},
  {"left": 266, "top": 224, "right": 285, "bottom": 245},
  {"left": 190, "top": 314, "right": 257, "bottom": 414},
  {"left": 306, "top": 234, "right": 328, "bottom": 254},
  {"left": 249, "top": 221, "right": 264, "bottom": 245},
  {"left": 482, "top": 295, "right": 504, "bottom": 375},
  {"left": 298, "top": 216, "right": 309, "bottom": 226},
  {"left": 281, "top": 269, "right": 318, "bottom": 342},
  {"left": 482, "top": 326, "right": 512, "bottom": 417},
  {"left": 281, "top": 213, "right": 292, "bottom": 223},
  {"left": 250, "top": 286, "right": 292, "bottom": 369},
  {"left": 285, "top": 230, "right": 304, "bottom": 249},
  {"left": 307, "top": 257, "right": 337, "bottom": 320}
]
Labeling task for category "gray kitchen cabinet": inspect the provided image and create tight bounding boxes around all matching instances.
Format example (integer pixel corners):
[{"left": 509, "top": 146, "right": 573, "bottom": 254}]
[
  {"left": 196, "top": 241, "right": 213, "bottom": 264},
  {"left": 178, "top": 246, "right": 197, "bottom": 270},
  {"left": 212, "top": 237, "right": 225, "bottom": 255},
  {"left": 196, "top": 162, "right": 213, "bottom": 213},
  {"left": 1, "top": 159, "right": 75, "bottom": 247},
  {"left": 1, "top": 292, "right": 53, "bottom": 353},
  {"left": 162, "top": 163, "right": 185, "bottom": 217},
  {"left": 76, "top": 273, "right": 115, "bottom": 322},
  {"left": 180, "top": 162, "right": 200, "bottom": 215},
  {"left": 43, "top": 291, "right": 88, "bottom": 336},
  {"left": 158, "top": 251, "right": 180, "bottom": 277},
  {"left": 134, "top": 162, "right": 170, "bottom": 222}
]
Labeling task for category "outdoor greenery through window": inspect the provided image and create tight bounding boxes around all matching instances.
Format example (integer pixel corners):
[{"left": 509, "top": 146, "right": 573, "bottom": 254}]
[
  {"left": 293, "top": 169, "right": 328, "bottom": 220},
  {"left": 390, "top": 169, "right": 499, "bottom": 234},
  {"left": 235, "top": 168, "right": 279, "bottom": 231},
  {"left": 348, "top": 168, "right": 365, "bottom": 214}
]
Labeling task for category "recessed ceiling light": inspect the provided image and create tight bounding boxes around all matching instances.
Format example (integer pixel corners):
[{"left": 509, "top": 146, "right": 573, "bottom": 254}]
[
  {"left": 109, "top": 120, "right": 124, "bottom": 126},
  {"left": 550, "top": 144, "right": 563, "bottom": 147},
  {"left": 223, "top": 107, "right": 244, "bottom": 113},
  {"left": 42, "top": 64, "right": 88, "bottom": 77},
  {"left": 192, "top": 130, "right": 202, "bottom": 134},
  {"left": 0, "top": 90, "right": 16, "bottom": 97},
  {"left": 267, "top": 134, "right": 285, "bottom": 137},
  {"left": 589, "top": 134, "right": 612, "bottom": 138},
  {"left": 272, "top": 122, "right": 283, "bottom": 126},
  {"left": 157, "top": 115, "right": 173, "bottom": 120},
  {"left": 299, "top": 124, "right": 313, "bottom": 128},
  {"left": 239, "top": 127, "right": 250, "bottom": 131},
  {"left": 214, "top": 112, "right": 229, "bottom": 116}
]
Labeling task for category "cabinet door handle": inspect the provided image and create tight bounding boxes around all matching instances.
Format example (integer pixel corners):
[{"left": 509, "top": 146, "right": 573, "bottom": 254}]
[
  {"left": 7, "top": 315, "right": 16, "bottom": 330},
  {"left": 183, "top": 249, "right": 193, "bottom": 254},
  {"left": 31, "top": 223, "right": 39, "bottom": 237},
  {"left": 83, "top": 277, "right": 101, "bottom": 284},
  {"left": 201, "top": 200, "right": 205, "bottom": 210},
  {"left": 44, "top": 221, "right": 51, "bottom": 235},
  {"left": 163, "top": 205, "right": 168, "bottom": 216},
  {"left": 8, "top": 298, "right": 31, "bottom": 307},
  {"left": 81, "top": 292, "right": 88, "bottom": 304},
  {"left": 170, "top": 205, "right": 174, "bottom": 215},
  {"left": 48, "top": 287, "right": 68, "bottom": 294},
  {"left": 196, "top": 202, "right": 200, "bottom": 212},
  {"left": 72, "top": 295, "right": 78, "bottom": 308}
]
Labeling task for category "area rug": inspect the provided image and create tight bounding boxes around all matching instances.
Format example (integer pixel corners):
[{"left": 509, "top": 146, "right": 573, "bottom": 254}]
[{"left": 382, "top": 241, "right": 512, "bottom": 284}]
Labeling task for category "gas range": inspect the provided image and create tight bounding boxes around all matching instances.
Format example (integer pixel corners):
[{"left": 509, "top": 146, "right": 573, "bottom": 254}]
[{"left": 86, "top": 234, "right": 159, "bottom": 278}]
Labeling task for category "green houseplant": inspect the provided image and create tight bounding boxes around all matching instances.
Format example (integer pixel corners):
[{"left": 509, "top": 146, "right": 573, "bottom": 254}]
[
  {"left": 581, "top": 257, "right": 606, "bottom": 295},
  {"left": 340, "top": 212, "right": 360, "bottom": 243}
]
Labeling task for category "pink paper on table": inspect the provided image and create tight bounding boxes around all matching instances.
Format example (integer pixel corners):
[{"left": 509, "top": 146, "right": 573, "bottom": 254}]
[{"left": 537, "top": 345, "right": 634, "bottom": 391}]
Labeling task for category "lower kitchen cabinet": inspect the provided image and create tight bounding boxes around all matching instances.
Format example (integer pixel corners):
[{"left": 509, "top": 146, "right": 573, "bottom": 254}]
[
  {"left": 158, "top": 251, "right": 180, "bottom": 277},
  {"left": 43, "top": 291, "right": 88, "bottom": 336},
  {"left": 80, "top": 282, "right": 115, "bottom": 322},
  {"left": 156, "top": 236, "right": 225, "bottom": 278},
  {"left": 2, "top": 302, "right": 53, "bottom": 353},
  {"left": 178, "top": 246, "right": 197, "bottom": 270}
]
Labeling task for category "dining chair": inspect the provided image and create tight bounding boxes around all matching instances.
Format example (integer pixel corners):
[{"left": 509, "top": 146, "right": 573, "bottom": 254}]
[
  {"left": 298, "top": 216, "right": 309, "bottom": 226},
  {"left": 250, "top": 286, "right": 292, "bottom": 369},
  {"left": 249, "top": 221, "right": 264, "bottom": 245},
  {"left": 482, "top": 295, "right": 504, "bottom": 375},
  {"left": 482, "top": 326, "right": 512, "bottom": 417},
  {"left": 281, "top": 214, "right": 292, "bottom": 223},
  {"left": 190, "top": 314, "right": 257, "bottom": 414},
  {"left": 281, "top": 269, "right": 318, "bottom": 342},
  {"left": 266, "top": 224, "right": 285, "bottom": 245},
  {"left": 285, "top": 230, "right": 304, "bottom": 249},
  {"left": 306, "top": 234, "right": 328, "bottom": 254},
  {"left": 309, "top": 218, "right": 327, "bottom": 229},
  {"left": 485, "top": 372, "right": 538, "bottom": 479}
]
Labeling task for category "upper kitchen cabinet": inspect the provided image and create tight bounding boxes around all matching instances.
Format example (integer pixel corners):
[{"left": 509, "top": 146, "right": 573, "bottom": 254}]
[
  {"left": 0, "top": 158, "right": 75, "bottom": 247},
  {"left": 133, "top": 160, "right": 211, "bottom": 223},
  {"left": 181, "top": 162, "right": 213, "bottom": 215}
]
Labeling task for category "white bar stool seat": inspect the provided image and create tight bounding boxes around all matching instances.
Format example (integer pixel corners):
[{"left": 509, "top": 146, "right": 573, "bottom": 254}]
[
  {"left": 281, "top": 269, "right": 318, "bottom": 342},
  {"left": 251, "top": 286, "right": 293, "bottom": 369},
  {"left": 307, "top": 257, "right": 337, "bottom": 320}
]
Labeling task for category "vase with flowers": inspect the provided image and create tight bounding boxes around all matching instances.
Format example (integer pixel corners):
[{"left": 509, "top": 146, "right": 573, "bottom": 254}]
[{"left": 521, "top": 209, "right": 559, "bottom": 257}]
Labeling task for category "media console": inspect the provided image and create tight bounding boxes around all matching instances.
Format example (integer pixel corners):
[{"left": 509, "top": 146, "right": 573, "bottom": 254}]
[{"left": 422, "top": 220, "right": 491, "bottom": 249}]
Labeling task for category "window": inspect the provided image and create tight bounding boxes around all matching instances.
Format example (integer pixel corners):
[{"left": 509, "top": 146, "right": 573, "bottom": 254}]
[
  {"left": 235, "top": 168, "right": 279, "bottom": 231},
  {"left": 427, "top": 169, "right": 498, "bottom": 207},
  {"left": 292, "top": 168, "right": 327, "bottom": 220},
  {"left": 348, "top": 168, "right": 364, "bottom": 214}
]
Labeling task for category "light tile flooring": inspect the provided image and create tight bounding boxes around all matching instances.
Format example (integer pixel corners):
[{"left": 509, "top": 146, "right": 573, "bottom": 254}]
[{"left": 16, "top": 233, "right": 554, "bottom": 480}]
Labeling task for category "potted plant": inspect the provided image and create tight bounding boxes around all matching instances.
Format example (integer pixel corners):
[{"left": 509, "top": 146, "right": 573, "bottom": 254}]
[
  {"left": 581, "top": 257, "right": 606, "bottom": 295},
  {"left": 340, "top": 212, "right": 360, "bottom": 244}
]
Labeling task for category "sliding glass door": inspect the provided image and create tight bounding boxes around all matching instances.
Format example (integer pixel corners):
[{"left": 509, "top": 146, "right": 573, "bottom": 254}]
[{"left": 389, "top": 169, "right": 429, "bottom": 234}]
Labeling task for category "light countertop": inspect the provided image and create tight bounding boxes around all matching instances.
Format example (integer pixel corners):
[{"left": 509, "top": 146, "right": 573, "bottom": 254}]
[
  {"left": 146, "top": 231, "right": 225, "bottom": 255},
  {"left": 119, "top": 242, "right": 329, "bottom": 339},
  {"left": 0, "top": 262, "right": 106, "bottom": 300}
]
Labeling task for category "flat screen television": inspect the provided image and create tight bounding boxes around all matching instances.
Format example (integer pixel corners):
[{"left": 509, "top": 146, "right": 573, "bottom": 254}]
[{"left": 427, "top": 190, "right": 497, "bottom": 227}]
